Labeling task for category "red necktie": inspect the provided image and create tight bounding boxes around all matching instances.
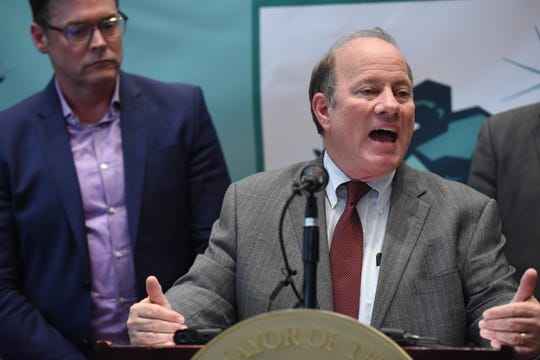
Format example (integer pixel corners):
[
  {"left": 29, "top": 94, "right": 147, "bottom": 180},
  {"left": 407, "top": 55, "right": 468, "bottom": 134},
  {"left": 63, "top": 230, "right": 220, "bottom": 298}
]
[{"left": 330, "top": 181, "right": 371, "bottom": 318}]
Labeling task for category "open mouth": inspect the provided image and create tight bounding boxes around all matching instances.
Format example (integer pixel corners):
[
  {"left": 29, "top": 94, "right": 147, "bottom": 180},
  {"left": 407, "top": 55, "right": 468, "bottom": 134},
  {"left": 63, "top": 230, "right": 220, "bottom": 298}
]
[{"left": 369, "top": 129, "right": 398, "bottom": 143}]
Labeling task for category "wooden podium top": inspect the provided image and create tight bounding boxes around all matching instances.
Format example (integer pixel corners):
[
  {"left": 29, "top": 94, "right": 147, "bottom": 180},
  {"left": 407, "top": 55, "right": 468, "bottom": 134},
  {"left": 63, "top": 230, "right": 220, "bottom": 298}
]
[
  {"left": 96, "top": 342, "right": 514, "bottom": 360},
  {"left": 103, "top": 309, "right": 514, "bottom": 359}
]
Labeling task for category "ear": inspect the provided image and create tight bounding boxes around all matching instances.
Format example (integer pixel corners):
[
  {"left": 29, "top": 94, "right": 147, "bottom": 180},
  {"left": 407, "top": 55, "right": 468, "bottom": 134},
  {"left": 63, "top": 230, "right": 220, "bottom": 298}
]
[
  {"left": 312, "top": 92, "right": 332, "bottom": 132},
  {"left": 30, "top": 22, "right": 49, "bottom": 54}
]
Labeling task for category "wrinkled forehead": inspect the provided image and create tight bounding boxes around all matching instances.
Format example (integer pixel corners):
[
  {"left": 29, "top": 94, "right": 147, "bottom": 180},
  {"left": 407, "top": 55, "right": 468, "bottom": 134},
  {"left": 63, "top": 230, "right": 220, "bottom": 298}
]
[
  {"left": 47, "top": 0, "right": 118, "bottom": 21},
  {"left": 333, "top": 37, "right": 411, "bottom": 83}
]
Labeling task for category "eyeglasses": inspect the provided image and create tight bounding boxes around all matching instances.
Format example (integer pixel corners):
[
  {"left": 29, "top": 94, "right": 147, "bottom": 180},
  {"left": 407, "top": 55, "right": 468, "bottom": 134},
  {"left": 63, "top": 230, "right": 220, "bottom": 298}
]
[{"left": 45, "top": 12, "right": 128, "bottom": 45}]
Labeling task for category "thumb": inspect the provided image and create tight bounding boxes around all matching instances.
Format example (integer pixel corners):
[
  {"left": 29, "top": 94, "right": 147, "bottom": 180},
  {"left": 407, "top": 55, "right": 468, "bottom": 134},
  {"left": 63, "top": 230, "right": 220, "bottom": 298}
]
[
  {"left": 146, "top": 275, "right": 171, "bottom": 309},
  {"left": 512, "top": 268, "right": 538, "bottom": 303}
]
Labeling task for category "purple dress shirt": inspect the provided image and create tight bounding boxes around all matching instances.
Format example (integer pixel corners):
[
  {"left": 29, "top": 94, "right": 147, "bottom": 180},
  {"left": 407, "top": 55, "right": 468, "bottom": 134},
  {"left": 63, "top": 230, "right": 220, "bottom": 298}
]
[{"left": 57, "top": 80, "right": 138, "bottom": 344}]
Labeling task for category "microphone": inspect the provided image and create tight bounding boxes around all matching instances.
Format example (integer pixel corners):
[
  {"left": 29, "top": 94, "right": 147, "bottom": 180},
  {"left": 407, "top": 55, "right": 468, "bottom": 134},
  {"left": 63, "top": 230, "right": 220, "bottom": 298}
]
[
  {"left": 269, "top": 164, "right": 330, "bottom": 310},
  {"left": 299, "top": 165, "right": 328, "bottom": 309},
  {"left": 299, "top": 164, "right": 329, "bottom": 193}
]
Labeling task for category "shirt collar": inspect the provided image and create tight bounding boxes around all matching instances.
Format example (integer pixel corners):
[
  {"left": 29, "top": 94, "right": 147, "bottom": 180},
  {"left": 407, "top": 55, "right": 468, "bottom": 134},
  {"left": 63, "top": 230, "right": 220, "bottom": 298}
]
[
  {"left": 323, "top": 152, "right": 395, "bottom": 213},
  {"left": 54, "top": 76, "right": 121, "bottom": 126}
]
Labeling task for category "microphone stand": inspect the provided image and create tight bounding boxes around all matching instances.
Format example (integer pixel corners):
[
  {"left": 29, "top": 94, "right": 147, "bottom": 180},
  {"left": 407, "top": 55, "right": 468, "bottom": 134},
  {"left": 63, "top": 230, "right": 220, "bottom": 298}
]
[{"left": 302, "top": 192, "right": 319, "bottom": 309}]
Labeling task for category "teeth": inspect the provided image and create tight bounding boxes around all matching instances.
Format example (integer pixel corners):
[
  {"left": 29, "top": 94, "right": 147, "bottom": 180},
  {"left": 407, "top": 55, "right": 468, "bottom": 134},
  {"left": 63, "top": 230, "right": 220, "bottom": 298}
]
[{"left": 376, "top": 128, "right": 396, "bottom": 133}]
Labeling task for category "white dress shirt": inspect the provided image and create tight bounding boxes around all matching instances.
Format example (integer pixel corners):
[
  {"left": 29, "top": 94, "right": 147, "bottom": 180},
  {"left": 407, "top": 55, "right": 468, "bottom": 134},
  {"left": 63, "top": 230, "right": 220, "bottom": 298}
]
[{"left": 323, "top": 153, "right": 394, "bottom": 325}]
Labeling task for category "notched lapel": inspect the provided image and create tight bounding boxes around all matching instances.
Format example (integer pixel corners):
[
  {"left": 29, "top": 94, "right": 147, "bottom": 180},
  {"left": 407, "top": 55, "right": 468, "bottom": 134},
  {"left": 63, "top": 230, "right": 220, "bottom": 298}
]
[
  {"left": 370, "top": 165, "right": 430, "bottom": 328},
  {"left": 119, "top": 75, "right": 150, "bottom": 249},
  {"left": 283, "top": 191, "right": 308, "bottom": 307},
  {"left": 315, "top": 191, "right": 333, "bottom": 311},
  {"left": 33, "top": 85, "right": 88, "bottom": 264}
]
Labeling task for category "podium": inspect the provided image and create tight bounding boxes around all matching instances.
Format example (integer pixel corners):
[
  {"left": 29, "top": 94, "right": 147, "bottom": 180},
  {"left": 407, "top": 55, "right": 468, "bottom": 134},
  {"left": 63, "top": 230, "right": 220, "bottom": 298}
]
[
  {"left": 96, "top": 343, "right": 514, "bottom": 360},
  {"left": 99, "top": 309, "right": 514, "bottom": 359}
]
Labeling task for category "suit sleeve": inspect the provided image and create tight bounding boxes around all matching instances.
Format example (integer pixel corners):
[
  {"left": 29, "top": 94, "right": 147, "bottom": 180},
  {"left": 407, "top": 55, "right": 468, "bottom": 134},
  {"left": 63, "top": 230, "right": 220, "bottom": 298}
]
[
  {"left": 467, "top": 118, "right": 497, "bottom": 198},
  {"left": 186, "top": 87, "right": 231, "bottom": 255},
  {"left": 462, "top": 198, "right": 516, "bottom": 343},
  {"left": 0, "top": 165, "right": 86, "bottom": 358}
]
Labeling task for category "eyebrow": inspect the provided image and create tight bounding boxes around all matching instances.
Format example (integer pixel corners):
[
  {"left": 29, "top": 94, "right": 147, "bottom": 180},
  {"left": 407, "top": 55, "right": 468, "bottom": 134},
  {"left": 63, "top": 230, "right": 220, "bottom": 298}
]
[
  {"left": 350, "top": 75, "right": 412, "bottom": 88},
  {"left": 62, "top": 13, "right": 120, "bottom": 26}
]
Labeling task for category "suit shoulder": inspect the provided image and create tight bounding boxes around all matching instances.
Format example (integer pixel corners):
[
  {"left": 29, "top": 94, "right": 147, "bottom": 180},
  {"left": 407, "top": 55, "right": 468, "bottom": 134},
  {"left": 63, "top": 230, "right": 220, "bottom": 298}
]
[
  {"left": 121, "top": 72, "right": 202, "bottom": 96},
  {"left": 0, "top": 91, "right": 43, "bottom": 119},
  {"left": 120, "top": 73, "right": 210, "bottom": 120},
  {"left": 0, "top": 90, "right": 47, "bottom": 135},
  {"left": 402, "top": 165, "right": 489, "bottom": 203},
  {"left": 486, "top": 101, "right": 540, "bottom": 129},
  {"left": 233, "top": 162, "right": 313, "bottom": 195}
]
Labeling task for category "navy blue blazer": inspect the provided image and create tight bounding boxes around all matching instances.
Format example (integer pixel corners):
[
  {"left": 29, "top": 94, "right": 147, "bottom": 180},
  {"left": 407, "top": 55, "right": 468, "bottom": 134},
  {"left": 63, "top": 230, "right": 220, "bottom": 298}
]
[{"left": 0, "top": 72, "right": 230, "bottom": 358}]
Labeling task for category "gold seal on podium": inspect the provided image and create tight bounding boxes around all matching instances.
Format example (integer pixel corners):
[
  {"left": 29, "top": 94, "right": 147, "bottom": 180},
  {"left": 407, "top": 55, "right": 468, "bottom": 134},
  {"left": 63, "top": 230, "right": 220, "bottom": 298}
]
[{"left": 193, "top": 309, "right": 412, "bottom": 360}]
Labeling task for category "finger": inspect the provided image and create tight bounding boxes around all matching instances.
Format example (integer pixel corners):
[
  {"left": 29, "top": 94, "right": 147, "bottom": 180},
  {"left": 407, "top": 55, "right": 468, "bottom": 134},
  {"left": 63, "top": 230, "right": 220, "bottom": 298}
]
[
  {"left": 482, "top": 301, "right": 538, "bottom": 320},
  {"left": 129, "top": 326, "right": 183, "bottom": 346},
  {"left": 512, "top": 268, "right": 538, "bottom": 303},
  {"left": 480, "top": 326, "right": 540, "bottom": 359},
  {"left": 129, "top": 327, "right": 172, "bottom": 346},
  {"left": 480, "top": 327, "right": 519, "bottom": 347},
  {"left": 128, "top": 318, "right": 186, "bottom": 336},
  {"left": 146, "top": 276, "right": 171, "bottom": 308},
  {"left": 129, "top": 302, "right": 185, "bottom": 324},
  {"left": 128, "top": 304, "right": 186, "bottom": 345},
  {"left": 479, "top": 315, "right": 537, "bottom": 333},
  {"left": 490, "top": 339, "right": 502, "bottom": 349}
]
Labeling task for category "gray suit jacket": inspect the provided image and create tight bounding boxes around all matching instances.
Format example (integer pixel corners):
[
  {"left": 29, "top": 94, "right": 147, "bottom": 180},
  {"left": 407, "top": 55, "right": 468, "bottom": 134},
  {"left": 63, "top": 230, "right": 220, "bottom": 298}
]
[
  {"left": 468, "top": 102, "right": 540, "bottom": 299},
  {"left": 168, "top": 161, "right": 517, "bottom": 347}
]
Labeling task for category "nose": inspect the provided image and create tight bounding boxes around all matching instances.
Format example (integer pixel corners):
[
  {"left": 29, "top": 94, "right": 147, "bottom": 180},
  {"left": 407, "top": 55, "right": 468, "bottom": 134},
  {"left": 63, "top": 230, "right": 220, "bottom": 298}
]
[
  {"left": 373, "top": 88, "right": 399, "bottom": 116},
  {"left": 89, "top": 25, "right": 107, "bottom": 48}
]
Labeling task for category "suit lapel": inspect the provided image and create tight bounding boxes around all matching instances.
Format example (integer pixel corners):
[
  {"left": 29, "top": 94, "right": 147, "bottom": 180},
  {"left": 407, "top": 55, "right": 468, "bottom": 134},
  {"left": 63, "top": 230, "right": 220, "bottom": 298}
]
[
  {"left": 370, "top": 164, "right": 430, "bottom": 327},
  {"left": 119, "top": 73, "right": 149, "bottom": 248},
  {"left": 32, "top": 75, "right": 150, "bottom": 266},
  {"left": 315, "top": 191, "right": 333, "bottom": 310},
  {"left": 33, "top": 80, "right": 88, "bottom": 263}
]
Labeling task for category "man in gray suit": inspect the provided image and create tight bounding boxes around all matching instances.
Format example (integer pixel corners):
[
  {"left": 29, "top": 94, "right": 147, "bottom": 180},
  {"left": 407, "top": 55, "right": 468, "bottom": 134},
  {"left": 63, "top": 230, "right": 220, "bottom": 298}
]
[
  {"left": 468, "top": 102, "right": 540, "bottom": 300},
  {"left": 128, "top": 28, "right": 540, "bottom": 358}
]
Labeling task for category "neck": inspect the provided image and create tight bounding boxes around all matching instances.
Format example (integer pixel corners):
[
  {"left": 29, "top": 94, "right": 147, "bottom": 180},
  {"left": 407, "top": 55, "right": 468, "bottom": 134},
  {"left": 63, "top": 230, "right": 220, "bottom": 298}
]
[{"left": 59, "top": 80, "right": 116, "bottom": 124}]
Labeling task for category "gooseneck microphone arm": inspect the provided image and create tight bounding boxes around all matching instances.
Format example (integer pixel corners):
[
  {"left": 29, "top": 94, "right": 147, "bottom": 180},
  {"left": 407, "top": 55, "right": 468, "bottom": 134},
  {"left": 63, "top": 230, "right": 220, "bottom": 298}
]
[
  {"left": 299, "top": 165, "right": 329, "bottom": 309},
  {"left": 268, "top": 164, "right": 329, "bottom": 312}
]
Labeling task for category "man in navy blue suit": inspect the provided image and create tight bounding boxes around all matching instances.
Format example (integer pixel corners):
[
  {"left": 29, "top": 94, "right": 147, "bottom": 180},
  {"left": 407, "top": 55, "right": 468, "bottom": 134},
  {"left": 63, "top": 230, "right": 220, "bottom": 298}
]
[{"left": 0, "top": 0, "right": 230, "bottom": 358}]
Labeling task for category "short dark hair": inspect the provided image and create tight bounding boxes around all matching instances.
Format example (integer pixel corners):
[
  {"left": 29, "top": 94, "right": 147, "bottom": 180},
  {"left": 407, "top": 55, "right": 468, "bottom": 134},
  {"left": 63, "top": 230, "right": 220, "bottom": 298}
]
[
  {"left": 308, "top": 27, "right": 413, "bottom": 134},
  {"left": 29, "top": 0, "right": 120, "bottom": 27}
]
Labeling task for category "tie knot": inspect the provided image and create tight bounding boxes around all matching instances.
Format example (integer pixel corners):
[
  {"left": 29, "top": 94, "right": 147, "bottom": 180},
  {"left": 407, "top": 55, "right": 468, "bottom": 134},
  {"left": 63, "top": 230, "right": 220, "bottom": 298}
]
[{"left": 345, "top": 181, "right": 370, "bottom": 206}]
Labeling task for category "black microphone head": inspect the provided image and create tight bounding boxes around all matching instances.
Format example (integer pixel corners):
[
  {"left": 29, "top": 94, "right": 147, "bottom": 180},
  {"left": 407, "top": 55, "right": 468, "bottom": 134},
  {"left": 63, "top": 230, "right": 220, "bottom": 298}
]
[{"left": 300, "top": 164, "right": 329, "bottom": 193}]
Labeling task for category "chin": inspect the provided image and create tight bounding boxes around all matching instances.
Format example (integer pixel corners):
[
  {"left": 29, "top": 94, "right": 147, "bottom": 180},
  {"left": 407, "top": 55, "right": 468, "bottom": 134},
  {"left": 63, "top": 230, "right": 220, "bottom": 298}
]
[
  {"left": 365, "top": 158, "right": 400, "bottom": 179},
  {"left": 343, "top": 160, "right": 396, "bottom": 182},
  {"left": 89, "top": 71, "right": 118, "bottom": 85}
]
